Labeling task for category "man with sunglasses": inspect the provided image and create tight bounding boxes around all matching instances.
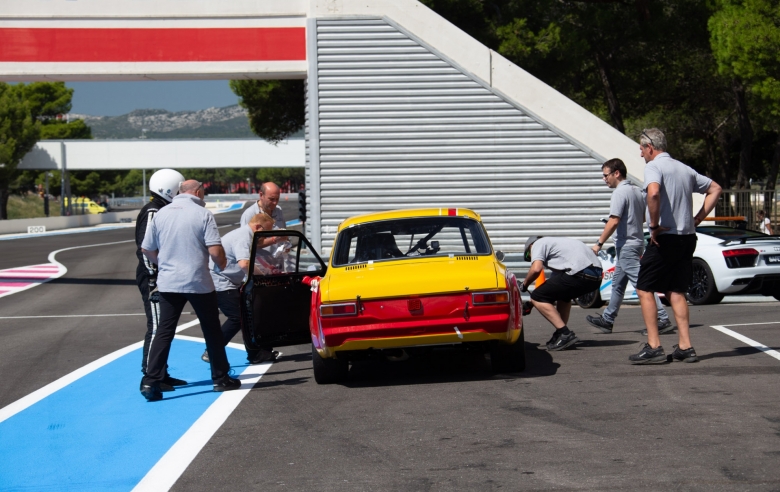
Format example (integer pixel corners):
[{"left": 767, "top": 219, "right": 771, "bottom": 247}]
[
  {"left": 630, "top": 128, "right": 722, "bottom": 364},
  {"left": 140, "top": 180, "right": 241, "bottom": 400},
  {"left": 201, "top": 213, "right": 276, "bottom": 364},
  {"left": 586, "top": 158, "right": 672, "bottom": 334}
]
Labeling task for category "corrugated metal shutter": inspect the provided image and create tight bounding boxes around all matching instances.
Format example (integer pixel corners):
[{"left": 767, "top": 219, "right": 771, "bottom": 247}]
[{"left": 309, "top": 18, "right": 612, "bottom": 254}]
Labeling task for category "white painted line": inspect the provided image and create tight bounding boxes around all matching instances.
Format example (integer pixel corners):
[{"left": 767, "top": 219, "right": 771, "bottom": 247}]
[
  {"left": 711, "top": 325, "right": 780, "bottom": 362},
  {"left": 132, "top": 339, "right": 273, "bottom": 492},
  {"left": 0, "top": 312, "right": 191, "bottom": 320},
  {"left": 719, "top": 321, "right": 780, "bottom": 327}
]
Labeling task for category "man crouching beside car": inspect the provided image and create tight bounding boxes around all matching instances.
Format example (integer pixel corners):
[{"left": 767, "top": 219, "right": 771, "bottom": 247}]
[{"left": 520, "top": 236, "right": 603, "bottom": 351}]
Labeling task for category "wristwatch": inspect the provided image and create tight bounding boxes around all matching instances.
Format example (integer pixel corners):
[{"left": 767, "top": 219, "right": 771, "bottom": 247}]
[
  {"left": 596, "top": 241, "right": 603, "bottom": 247},
  {"left": 649, "top": 224, "right": 660, "bottom": 230}
]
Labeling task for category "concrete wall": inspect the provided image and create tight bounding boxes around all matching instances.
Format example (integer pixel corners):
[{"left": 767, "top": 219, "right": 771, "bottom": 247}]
[{"left": 0, "top": 211, "right": 138, "bottom": 235}]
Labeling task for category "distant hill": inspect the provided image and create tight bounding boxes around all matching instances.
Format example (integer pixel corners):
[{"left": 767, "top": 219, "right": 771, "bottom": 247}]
[{"left": 69, "top": 105, "right": 259, "bottom": 139}]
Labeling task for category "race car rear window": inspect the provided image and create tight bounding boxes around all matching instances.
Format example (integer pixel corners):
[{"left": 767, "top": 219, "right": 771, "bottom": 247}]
[{"left": 332, "top": 217, "right": 491, "bottom": 266}]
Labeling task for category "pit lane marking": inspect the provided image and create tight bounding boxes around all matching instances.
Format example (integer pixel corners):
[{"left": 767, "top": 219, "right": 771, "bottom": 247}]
[
  {"left": 133, "top": 336, "right": 273, "bottom": 492},
  {"left": 710, "top": 323, "right": 780, "bottom": 362},
  {"left": 0, "top": 319, "right": 201, "bottom": 424}
]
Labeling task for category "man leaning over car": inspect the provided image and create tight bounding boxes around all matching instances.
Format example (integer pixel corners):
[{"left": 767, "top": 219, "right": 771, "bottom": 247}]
[
  {"left": 521, "top": 236, "right": 603, "bottom": 352},
  {"left": 201, "top": 213, "right": 276, "bottom": 365}
]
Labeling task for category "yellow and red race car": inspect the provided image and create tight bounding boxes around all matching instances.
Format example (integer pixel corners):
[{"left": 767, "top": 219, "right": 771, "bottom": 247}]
[{"left": 239, "top": 208, "right": 525, "bottom": 384}]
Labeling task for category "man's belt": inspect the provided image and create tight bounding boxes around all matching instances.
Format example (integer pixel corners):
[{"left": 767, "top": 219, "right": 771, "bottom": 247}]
[{"left": 573, "top": 266, "right": 603, "bottom": 281}]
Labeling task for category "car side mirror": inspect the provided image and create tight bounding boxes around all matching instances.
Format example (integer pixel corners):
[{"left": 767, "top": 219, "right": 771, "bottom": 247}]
[
  {"left": 495, "top": 250, "right": 505, "bottom": 261},
  {"left": 606, "top": 246, "right": 616, "bottom": 258}
]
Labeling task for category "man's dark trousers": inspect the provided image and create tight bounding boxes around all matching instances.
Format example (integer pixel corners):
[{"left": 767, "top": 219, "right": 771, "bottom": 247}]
[
  {"left": 137, "top": 278, "right": 160, "bottom": 375},
  {"left": 217, "top": 289, "right": 242, "bottom": 344},
  {"left": 143, "top": 291, "right": 230, "bottom": 385}
]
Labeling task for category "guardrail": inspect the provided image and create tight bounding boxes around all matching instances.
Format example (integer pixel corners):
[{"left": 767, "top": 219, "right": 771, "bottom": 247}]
[{"left": 0, "top": 211, "right": 138, "bottom": 236}]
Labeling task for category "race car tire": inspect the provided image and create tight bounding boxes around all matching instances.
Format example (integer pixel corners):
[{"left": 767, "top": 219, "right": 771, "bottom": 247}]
[
  {"left": 686, "top": 259, "right": 724, "bottom": 305},
  {"left": 312, "top": 344, "right": 348, "bottom": 384},
  {"left": 490, "top": 329, "right": 526, "bottom": 373},
  {"left": 575, "top": 289, "right": 604, "bottom": 309}
]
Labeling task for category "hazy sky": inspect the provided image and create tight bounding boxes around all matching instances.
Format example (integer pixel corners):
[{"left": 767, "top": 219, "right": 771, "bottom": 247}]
[{"left": 66, "top": 80, "right": 240, "bottom": 116}]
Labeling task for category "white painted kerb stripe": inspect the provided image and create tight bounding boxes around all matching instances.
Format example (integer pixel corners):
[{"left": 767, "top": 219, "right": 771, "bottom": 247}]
[{"left": 711, "top": 325, "right": 780, "bottom": 362}]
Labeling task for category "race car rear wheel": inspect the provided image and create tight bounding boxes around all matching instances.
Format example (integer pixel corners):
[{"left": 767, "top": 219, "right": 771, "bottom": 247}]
[
  {"left": 575, "top": 289, "right": 604, "bottom": 309},
  {"left": 312, "top": 344, "right": 348, "bottom": 384},
  {"left": 686, "top": 259, "right": 724, "bottom": 305},
  {"left": 490, "top": 329, "right": 526, "bottom": 373}
]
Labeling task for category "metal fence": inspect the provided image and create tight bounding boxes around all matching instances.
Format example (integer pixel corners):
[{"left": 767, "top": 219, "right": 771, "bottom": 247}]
[{"left": 715, "top": 189, "right": 777, "bottom": 229}]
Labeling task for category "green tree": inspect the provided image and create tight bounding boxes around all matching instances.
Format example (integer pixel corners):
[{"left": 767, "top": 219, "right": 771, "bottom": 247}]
[
  {"left": 229, "top": 80, "right": 304, "bottom": 143},
  {"left": 710, "top": 0, "right": 780, "bottom": 191},
  {"left": 0, "top": 83, "right": 40, "bottom": 219}
]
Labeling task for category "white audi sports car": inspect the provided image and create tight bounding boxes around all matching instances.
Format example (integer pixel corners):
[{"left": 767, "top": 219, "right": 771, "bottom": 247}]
[{"left": 576, "top": 226, "right": 780, "bottom": 307}]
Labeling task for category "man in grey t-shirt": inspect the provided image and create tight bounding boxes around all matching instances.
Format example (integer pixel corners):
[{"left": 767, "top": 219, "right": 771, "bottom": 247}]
[
  {"left": 240, "top": 181, "right": 286, "bottom": 229},
  {"left": 520, "top": 236, "right": 602, "bottom": 351},
  {"left": 140, "top": 180, "right": 240, "bottom": 401},
  {"left": 630, "top": 128, "right": 722, "bottom": 365},
  {"left": 200, "top": 213, "right": 276, "bottom": 364},
  {"left": 586, "top": 159, "right": 671, "bottom": 334}
]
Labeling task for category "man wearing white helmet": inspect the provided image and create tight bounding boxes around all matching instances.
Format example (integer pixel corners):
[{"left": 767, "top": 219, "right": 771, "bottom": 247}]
[{"left": 135, "top": 168, "right": 187, "bottom": 391}]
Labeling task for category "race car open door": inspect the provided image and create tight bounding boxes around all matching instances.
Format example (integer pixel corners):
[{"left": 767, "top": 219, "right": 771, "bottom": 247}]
[{"left": 239, "top": 230, "right": 327, "bottom": 355}]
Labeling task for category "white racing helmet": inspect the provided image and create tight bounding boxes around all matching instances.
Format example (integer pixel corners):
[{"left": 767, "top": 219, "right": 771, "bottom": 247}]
[{"left": 149, "top": 169, "right": 185, "bottom": 202}]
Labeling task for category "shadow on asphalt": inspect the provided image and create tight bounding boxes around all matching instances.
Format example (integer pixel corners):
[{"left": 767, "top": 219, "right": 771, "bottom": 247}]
[
  {"left": 51, "top": 277, "right": 136, "bottom": 286},
  {"left": 698, "top": 346, "right": 780, "bottom": 361},
  {"left": 576, "top": 339, "right": 638, "bottom": 348},
  {"left": 340, "top": 342, "right": 559, "bottom": 387}
]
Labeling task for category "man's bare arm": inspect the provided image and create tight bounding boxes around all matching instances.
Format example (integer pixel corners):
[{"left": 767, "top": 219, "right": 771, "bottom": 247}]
[
  {"left": 208, "top": 245, "right": 227, "bottom": 271},
  {"left": 593, "top": 216, "right": 620, "bottom": 254},
  {"left": 694, "top": 181, "right": 723, "bottom": 226},
  {"left": 238, "top": 259, "right": 250, "bottom": 272},
  {"left": 520, "top": 260, "right": 545, "bottom": 291},
  {"left": 141, "top": 248, "right": 158, "bottom": 265}
]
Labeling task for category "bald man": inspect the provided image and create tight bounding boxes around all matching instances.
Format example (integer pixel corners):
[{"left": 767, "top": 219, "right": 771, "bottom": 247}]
[
  {"left": 240, "top": 182, "right": 285, "bottom": 229},
  {"left": 141, "top": 179, "right": 240, "bottom": 401}
]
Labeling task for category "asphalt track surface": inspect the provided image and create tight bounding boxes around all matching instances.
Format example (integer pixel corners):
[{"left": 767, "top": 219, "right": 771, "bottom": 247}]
[{"left": 1, "top": 212, "right": 780, "bottom": 491}]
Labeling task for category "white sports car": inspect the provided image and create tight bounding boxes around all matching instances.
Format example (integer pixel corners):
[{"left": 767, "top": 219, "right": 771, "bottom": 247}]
[{"left": 576, "top": 226, "right": 780, "bottom": 307}]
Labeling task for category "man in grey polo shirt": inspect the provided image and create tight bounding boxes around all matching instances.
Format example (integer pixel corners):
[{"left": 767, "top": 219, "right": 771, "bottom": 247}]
[
  {"left": 630, "top": 128, "right": 722, "bottom": 364},
  {"left": 140, "top": 180, "right": 241, "bottom": 401},
  {"left": 521, "top": 236, "right": 602, "bottom": 351},
  {"left": 585, "top": 158, "right": 671, "bottom": 334},
  {"left": 201, "top": 213, "right": 276, "bottom": 364},
  {"left": 240, "top": 181, "right": 285, "bottom": 229}
]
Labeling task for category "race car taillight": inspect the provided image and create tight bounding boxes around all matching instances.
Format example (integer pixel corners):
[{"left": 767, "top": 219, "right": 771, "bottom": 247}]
[
  {"left": 722, "top": 248, "right": 759, "bottom": 268},
  {"left": 320, "top": 303, "right": 358, "bottom": 317},
  {"left": 472, "top": 291, "right": 510, "bottom": 305}
]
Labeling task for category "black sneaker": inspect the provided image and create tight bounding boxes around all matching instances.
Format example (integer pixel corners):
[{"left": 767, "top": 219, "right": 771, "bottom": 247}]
[
  {"left": 248, "top": 349, "right": 280, "bottom": 364},
  {"left": 641, "top": 319, "right": 675, "bottom": 336},
  {"left": 671, "top": 344, "right": 699, "bottom": 363},
  {"left": 201, "top": 350, "right": 210, "bottom": 363},
  {"left": 158, "top": 375, "right": 187, "bottom": 392},
  {"left": 140, "top": 383, "right": 163, "bottom": 401},
  {"left": 213, "top": 376, "right": 242, "bottom": 392},
  {"left": 628, "top": 343, "right": 667, "bottom": 364},
  {"left": 546, "top": 331, "right": 579, "bottom": 351},
  {"left": 586, "top": 314, "right": 613, "bottom": 334}
]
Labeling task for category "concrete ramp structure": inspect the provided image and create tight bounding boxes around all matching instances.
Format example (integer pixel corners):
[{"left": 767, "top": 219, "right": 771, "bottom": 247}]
[{"left": 1, "top": 0, "right": 645, "bottom": 252}]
